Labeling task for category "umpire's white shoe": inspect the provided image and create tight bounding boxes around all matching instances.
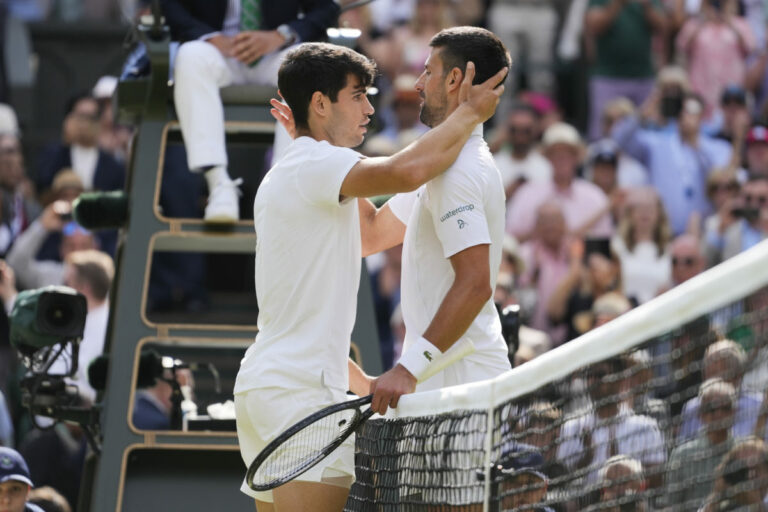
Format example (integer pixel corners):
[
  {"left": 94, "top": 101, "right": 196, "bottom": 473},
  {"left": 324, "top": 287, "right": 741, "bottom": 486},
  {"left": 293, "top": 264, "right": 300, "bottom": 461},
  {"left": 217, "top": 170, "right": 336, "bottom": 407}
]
[{"left": 204, "top": 178, "right": 242, "bottom": 223}]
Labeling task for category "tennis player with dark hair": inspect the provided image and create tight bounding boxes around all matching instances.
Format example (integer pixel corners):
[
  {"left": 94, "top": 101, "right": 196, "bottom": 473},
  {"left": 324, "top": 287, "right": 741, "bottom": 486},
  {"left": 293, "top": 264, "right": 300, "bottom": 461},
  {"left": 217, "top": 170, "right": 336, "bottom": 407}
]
[
  {"left": 366, "top": 27, "right": 514, "bottom": 414},
  {"left": 234, "top": 42, "right": 506, "bottom": 511}
]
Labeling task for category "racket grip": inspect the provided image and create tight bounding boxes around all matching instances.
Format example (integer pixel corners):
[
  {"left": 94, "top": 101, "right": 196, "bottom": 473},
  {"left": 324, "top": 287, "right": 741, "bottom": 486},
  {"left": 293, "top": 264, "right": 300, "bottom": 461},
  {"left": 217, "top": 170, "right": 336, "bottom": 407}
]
[{"left": 417, "top": 338, "right": 476, "bottom": 383}]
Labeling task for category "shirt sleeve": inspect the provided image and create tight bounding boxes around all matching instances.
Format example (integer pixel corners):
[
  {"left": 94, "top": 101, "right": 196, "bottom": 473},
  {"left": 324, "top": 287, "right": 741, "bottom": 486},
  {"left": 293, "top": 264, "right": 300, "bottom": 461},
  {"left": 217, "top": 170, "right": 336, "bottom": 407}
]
[
  {"left": 387, "top": 188, "right": 421, "bottom": 225},
  {"left": 296, "top": 145, "right": 363, "bottom": 208},
  {"left": 426, "top": 168, "right": 491, "bottom": 259}
]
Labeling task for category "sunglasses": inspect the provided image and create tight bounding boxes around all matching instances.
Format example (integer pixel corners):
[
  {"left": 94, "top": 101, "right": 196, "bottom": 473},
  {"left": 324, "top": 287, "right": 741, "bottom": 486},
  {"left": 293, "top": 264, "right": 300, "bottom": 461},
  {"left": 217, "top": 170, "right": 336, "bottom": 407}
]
[
  {"left": 744, "top": 194, "right": 768, "bottom": 207},
  {"left": 508, "top": 126, "right": 534, "bottom": 136},
  {"left": 708, "top": 182, "right": 739, "bottom": 194},
  {"left": 672, "top": 256, "right": 697, "bottom": 266},
  {"left": 701, "top": 403, "right": 733, "bottom": 414}
]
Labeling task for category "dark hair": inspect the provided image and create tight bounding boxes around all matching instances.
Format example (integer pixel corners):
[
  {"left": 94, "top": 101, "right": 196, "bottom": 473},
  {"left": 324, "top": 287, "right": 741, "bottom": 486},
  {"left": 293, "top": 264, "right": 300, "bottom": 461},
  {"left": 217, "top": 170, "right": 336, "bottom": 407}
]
[
  {"left": 508, "top": 102, "right": 541, "bottom": 120},
  {"left": 429, "top": 27, "right": 510, "bottom": 85},
  {"left": 64, "top": 92, "right": 100, "bottom": 117},
  {"left": 278, "top": 43, "right": 377, "bottom": 131}
]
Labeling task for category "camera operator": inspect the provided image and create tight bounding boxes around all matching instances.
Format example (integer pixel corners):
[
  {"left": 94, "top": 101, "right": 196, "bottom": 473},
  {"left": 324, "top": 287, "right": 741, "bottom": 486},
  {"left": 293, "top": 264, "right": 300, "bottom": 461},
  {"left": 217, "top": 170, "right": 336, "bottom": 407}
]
[{"left": 709, "top": 175, "right": 768, "bottom": 261}]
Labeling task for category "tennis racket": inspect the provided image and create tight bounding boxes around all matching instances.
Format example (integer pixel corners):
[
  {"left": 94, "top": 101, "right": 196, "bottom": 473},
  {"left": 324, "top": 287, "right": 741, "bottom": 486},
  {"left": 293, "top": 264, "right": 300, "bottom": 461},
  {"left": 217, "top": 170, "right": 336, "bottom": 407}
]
[{"left": 245, "top": 338, "right": 476, "bottom": 491}]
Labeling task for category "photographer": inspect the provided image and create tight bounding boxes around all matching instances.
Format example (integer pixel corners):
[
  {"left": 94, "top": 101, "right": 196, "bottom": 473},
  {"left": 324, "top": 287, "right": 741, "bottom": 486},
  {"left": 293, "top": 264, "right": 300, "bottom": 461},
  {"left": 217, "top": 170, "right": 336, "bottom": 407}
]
[
  {"left": 708, "top": 175, "right": 768, "bottom": 262},
  {"left": 5, "top": 201, "right": 96, "bottom": 290}
]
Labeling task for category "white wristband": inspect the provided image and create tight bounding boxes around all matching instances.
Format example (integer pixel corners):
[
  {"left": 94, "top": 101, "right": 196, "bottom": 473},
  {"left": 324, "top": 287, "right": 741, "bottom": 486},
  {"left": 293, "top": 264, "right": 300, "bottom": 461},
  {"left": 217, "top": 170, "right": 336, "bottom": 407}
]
[{"left": 397, "top": 336, "right": 443, "bottom": 381}]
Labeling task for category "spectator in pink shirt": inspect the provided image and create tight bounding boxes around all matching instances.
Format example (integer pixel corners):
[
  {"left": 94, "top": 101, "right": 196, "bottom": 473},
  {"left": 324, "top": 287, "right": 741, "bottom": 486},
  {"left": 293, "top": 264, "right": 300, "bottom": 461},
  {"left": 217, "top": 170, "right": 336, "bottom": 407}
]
[
  {"left": 676, "top": 0, "right": 756, "bottom": 119},
  {"left": 519, "top": 201, "right": 577, "bottom": 345},
  {"left": 506, "top": 123, "right": 614, "bottom": 242}
]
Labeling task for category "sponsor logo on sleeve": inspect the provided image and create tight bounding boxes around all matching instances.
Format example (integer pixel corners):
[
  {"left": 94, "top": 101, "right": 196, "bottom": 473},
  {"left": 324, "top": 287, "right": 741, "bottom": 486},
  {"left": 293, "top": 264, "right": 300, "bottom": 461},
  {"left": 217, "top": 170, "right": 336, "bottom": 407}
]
[
  {"left": 457, "top": 219, "right": 467, "bottom": 229},
  {"left": 440, "top": 204, "right": 475, "bottom": 223}
]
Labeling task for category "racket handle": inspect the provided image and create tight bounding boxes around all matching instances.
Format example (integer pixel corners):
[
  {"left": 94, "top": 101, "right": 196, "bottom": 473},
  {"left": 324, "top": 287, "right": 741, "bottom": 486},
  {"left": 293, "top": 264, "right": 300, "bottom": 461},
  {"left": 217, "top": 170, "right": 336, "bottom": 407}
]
[{"left": 418, "top": 338, "right": 476, "bottom": 383}]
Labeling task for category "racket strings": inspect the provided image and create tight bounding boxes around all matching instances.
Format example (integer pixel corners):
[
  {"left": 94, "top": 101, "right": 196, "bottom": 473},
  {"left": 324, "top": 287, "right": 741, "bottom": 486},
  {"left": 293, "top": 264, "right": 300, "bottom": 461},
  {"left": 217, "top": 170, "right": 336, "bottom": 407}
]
[{"left": 252, "top": 408, "right": 359, "bottom": 486}]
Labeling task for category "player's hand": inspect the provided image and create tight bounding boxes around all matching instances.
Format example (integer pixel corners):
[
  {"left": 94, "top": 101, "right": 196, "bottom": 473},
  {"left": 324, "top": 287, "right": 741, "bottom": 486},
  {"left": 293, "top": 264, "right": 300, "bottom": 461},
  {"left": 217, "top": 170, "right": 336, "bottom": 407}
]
[
  {"left": 233, "top": 30, "right": 284, "bottom": 65},
  {"left": 370, "top": 364, "right": 417, "bottom": 415},
  {"left": 270, "top": 91, "right": 297, "bottom": 139},
  {"left": 205, "top": 34, "right": 234, "bottom": 57},
  {"left": 458, "top": 62, "right": 508, "bottom": 124},
  {"left": 0, "top": 260, "right": 17, "bottom": 304}
]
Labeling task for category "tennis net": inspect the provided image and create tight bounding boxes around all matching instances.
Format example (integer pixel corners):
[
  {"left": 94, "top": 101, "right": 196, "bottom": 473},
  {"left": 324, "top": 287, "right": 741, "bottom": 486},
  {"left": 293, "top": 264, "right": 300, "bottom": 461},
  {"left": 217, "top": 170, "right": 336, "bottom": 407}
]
[{"left": 345, "top": 240, "right": 768, "bottom": 511}]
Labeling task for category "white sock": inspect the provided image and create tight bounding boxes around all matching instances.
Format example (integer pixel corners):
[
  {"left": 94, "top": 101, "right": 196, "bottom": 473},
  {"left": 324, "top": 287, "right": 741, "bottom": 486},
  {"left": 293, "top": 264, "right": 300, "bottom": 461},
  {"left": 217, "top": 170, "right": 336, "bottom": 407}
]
[{"left": 204, "top": 166, "right": 231, "bottom": 191}]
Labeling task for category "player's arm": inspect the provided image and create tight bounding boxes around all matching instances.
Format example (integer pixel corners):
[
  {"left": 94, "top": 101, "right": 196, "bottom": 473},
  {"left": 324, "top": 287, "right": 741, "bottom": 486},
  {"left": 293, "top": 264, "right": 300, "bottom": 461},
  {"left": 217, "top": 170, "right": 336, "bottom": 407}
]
[
  {"left": 348, "top": 358, "right": 373, "bottom": 397},
  {"left": 370, "top": 244, "right": 491, "bottom": 414},
  {"left": 358, "top": 200, "right": 406, "bottom": 257},
  {"left": 420, "top": 244, "right": 491, "bottom": 351},
  {"left": 339, "top": 63, "right": 507, "bottom": 198}
]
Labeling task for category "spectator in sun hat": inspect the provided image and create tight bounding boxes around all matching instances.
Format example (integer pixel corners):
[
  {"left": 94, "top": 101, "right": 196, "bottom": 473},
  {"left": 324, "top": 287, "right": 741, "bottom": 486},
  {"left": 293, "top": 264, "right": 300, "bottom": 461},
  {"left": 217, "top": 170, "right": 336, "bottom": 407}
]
[
  {"left": 506, "top": 122, "right": 613, "bottom": 243},
  {"left": 498, "top": 442, "right": 554, "bottom": 511},
  {"left": 0, "top": 447, "right": 45, "bottom": 512}
]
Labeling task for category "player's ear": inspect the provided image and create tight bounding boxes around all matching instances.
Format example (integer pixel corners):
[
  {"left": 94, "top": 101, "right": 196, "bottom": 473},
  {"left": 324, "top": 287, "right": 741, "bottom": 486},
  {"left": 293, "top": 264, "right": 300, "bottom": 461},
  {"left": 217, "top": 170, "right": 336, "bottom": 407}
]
[
  {"left": 310, "top": 91, "right": 328, "bottom": 119},
  {"left": 446, "top": 67, "right": 463, "bottom": 92}
]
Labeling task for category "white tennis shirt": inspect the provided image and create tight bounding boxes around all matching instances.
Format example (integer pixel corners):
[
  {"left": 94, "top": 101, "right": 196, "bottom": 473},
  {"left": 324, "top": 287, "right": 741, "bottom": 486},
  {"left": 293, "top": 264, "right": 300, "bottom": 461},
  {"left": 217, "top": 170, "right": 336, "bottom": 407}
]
[
  {"left": 234, "top": 136, "right": 363, "bottom": 395},
  {"left": 389, "top": 126, "right": 511, "bottom": 388}
]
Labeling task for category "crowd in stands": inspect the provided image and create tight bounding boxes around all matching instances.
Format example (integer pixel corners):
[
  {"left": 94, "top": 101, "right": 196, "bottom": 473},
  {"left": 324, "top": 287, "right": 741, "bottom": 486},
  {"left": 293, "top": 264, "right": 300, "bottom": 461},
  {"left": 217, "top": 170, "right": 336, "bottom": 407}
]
[{"left": 0, "top": 0, "right": 766, "bottom": 509}]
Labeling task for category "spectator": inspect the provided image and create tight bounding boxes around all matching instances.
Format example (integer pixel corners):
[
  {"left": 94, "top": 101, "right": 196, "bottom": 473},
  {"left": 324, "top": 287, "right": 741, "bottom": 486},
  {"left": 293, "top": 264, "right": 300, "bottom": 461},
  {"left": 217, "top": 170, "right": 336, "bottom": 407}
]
[
  {"left": 132, "top": 367, "right": 195, "bottom": 431},
  {"left": 636, "top": 65, "right": 691, "bottom": 129},
  {"left": 556, "top": 357, "right": 666, "bottom": 487},
  {"left": 27, "top": 486, "right": 71, "bottom": 512},
  {"left": 0, "top": 447, "right": 44, "bottom": 512},
  {"left": 591, "top": 455, "right": 648, "bottom": 512},
  {"left": 664, "top": 234, "right": 707, "bottom": 291},
  {"left": 745, "top": 125, "right": 768, "bottom": 177},
  {"left": 498, "top": 443, "right": 554, "bottom": 512},
  {"left": 584, "top": 0, "right": 666, "bottom": 140},
  {"left": 518, "top": 401, "right": 567, "bottom": 481},
  {"left": 0, "top": 134, "right": 40, "bottom": 257},
  {"left": 677, "top": 340, "right": 763, "bottom": 444},
  {"left": 374, "top": 74, "right": 428, "bottom": 148},
  {"left": 591, "top": 291, "right": 632, "bottom": 327},
  {"left": 518, "top": 201, "right": 574, "bottom": 345},
  {"left": 613, "top": 93, "right": 732, "bottom": 235},
  {"left": 676, "top": 0, "right": 756, "bottom": 119},
  {"left": 47, "top": 250, "right": 113, "bottom": 403},
  {"left": 506, "top": 123, "right": 613, "bottom": 242},
  {"left": 663, "top": 379, "right": 738, "bottom": 511},
  {"left": 709, "top": 175, "right": 768, "bottom": 262},
  {"left": 710, "top": 84, "right": 752, "bottom": 146},
  {"left": 91, "top": 75, "right": 132, "bottom": 164},
  {"left": 611, "top": 186, "right": 672, "bottom": 304},
  {"left": 160, "top": 0, "right": 340, "bottom": 222},
  {"left": 702, "top": 168, "right": 741, "bottom": 266},
  {"left": 626, "top": 349, "right": 671, "bottom": 429},
  {"left": 36, "top": 93, "right": 125, "bottom": 197},
  {"left": 492, "top": 104, "right": 553, "bottom": 202},
  {"left": 487, "top": 0, "right": 557, "bottom": 95},
  {"left": 548, "top": 239, "right": 623, "bottom": 342},
  {"left": 584, "top": 139, "right": 647, "bottom": 213},
  {"left": 701, "top": 436, "right": 768, "bottom": 512},
  {"left": 5, "top": 202, "right": 96, "bottom": 289},
  {"left": 366, "top": 0, "right": 454, "bottom": 79}
]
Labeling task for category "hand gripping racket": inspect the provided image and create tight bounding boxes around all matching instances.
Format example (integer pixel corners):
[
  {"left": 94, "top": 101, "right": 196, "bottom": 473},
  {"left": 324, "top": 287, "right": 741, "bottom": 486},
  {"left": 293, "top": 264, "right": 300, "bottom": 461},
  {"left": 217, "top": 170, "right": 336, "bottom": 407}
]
[{"left": 245, "top": 338, "right": 476, "bottom": 491}]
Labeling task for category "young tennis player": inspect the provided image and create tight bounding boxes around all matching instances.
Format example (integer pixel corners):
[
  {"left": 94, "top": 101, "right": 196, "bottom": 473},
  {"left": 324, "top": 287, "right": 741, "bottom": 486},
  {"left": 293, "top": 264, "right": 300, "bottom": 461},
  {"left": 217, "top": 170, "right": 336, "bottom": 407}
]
[{"left": 234, "top": 42, "right": 506, "bottom": 511}]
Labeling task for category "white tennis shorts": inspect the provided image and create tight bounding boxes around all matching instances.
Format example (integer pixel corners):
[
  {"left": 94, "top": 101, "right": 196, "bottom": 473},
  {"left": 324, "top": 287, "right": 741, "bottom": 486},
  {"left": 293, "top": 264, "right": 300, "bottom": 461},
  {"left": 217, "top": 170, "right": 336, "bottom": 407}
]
[{"left": 235, "top": 386, "right": 356, "bottom": 502}]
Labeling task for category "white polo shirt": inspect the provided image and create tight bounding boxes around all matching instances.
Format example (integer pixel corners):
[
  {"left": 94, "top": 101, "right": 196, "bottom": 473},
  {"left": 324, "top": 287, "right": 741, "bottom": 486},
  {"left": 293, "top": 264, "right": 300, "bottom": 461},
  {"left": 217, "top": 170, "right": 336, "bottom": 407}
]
[
  {"left": 389, "top": 126, "right": 511, "bottom": 389},
  {"left": 234, "top": 136, "right": 363, "bottom": 395}
]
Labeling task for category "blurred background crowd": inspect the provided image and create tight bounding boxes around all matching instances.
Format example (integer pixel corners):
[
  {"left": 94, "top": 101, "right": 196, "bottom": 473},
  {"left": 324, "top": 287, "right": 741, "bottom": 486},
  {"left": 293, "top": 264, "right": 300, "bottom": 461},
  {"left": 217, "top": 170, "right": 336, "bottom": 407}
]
[{"left": 0, "top": 0, "right": 765, "bottom": 510}]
